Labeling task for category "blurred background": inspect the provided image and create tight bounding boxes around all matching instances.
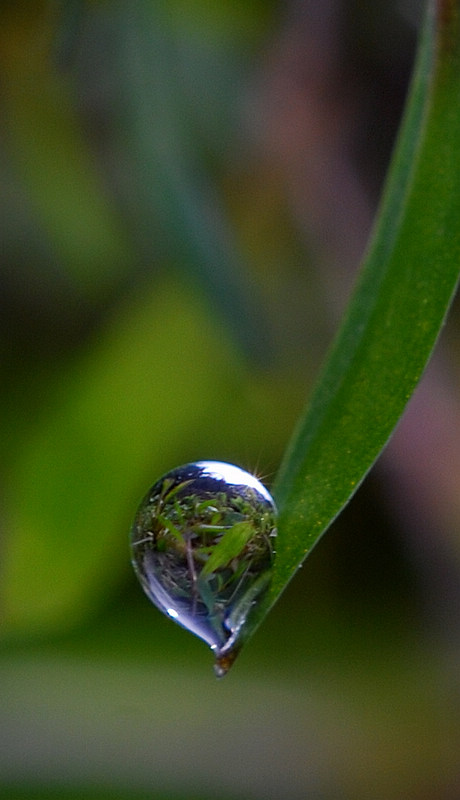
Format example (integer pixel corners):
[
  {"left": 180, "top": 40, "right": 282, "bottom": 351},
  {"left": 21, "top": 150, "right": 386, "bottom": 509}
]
[{"left": 1, "top": 1, "right": 460, "bottom": 798}]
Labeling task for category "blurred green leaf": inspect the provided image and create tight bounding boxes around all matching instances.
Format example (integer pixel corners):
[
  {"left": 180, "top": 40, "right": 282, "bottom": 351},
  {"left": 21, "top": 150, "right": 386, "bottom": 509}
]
[
  {"left": 266, "top": 1, "right": 460, "bottom": 598},
  {"left": 103, "top": 0, "right": 271, "bottom": 360},
  {"left": 1, "top": 281, "right": 242, "bottom": 633},
  {"left": 1, "top": 274, "right": 298, "bottom": 635},
  {"left": 0, "top": 6, "right": 131, "bottom": 298}
]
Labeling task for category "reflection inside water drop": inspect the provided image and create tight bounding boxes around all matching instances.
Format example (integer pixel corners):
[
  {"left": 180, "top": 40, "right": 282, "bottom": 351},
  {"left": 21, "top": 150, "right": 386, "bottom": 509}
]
[{"left": 130, "top": 461, "right": 277, "bottom": 675}]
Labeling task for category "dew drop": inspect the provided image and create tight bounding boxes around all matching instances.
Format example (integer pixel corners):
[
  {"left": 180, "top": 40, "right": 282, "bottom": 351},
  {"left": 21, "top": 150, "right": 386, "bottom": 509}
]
[{"left": 130, "top": 461, "right": 277, "bottom": 676}]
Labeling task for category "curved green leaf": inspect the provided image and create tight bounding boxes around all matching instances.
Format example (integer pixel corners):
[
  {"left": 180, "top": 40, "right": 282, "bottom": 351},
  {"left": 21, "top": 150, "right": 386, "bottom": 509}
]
[{"left": 266, "top": 0, "right": 460, "bottom": 602}]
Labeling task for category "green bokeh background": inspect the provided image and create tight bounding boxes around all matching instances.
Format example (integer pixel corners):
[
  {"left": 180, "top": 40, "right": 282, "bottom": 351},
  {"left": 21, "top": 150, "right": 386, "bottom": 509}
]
[{"left": 1, "top": 2, "right": 459, "bottom": 798}]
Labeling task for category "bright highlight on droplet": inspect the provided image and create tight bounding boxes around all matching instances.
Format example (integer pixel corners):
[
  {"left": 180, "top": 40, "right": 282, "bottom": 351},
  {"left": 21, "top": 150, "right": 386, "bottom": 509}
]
[{"left": 130, "top": 461, "right": 277, "bottom": 676}]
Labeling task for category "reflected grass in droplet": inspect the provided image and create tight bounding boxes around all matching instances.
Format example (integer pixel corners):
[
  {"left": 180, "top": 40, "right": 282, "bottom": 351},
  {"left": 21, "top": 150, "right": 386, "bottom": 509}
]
[{"left": 130, "top": 461, "right": 277, "bottom": 675}]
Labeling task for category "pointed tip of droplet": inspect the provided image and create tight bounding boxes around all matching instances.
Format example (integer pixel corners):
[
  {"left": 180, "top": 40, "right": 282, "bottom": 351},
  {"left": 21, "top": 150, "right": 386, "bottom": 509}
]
[{"left": 213, "top": 647, "right": 240, "bottom": 678}]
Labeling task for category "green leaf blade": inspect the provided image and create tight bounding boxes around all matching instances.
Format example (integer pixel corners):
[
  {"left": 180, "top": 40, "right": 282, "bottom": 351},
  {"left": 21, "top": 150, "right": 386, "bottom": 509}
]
[
  {"left": 269, "top": 0, "right": 460, "bottom": 598},
  {"left": 201, "top": 521, "right": 254, "bottom": 576}
]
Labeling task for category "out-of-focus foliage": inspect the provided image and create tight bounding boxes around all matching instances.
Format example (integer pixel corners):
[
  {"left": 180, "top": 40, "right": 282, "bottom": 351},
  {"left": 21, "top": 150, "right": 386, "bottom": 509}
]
[
  {"left": 1, "top": 0, "right": 299, "bottom": 634},
  {"left": 1, "top": 1, "right": 459, "bottom": 799}
]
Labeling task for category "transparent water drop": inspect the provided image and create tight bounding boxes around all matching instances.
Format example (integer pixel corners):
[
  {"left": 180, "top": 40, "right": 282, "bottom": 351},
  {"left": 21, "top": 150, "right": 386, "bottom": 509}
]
[{"left": 130, "top": 461, "right": 277, "bottom": 676}]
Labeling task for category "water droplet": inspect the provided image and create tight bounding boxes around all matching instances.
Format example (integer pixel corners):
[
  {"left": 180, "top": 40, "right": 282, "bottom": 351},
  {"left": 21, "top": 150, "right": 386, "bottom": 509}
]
[{"left": 130, "top": 461, "right": 277, "bottom": 676}]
